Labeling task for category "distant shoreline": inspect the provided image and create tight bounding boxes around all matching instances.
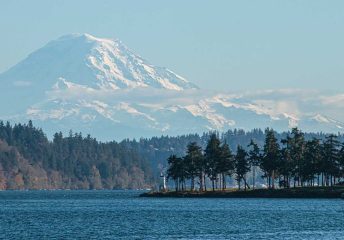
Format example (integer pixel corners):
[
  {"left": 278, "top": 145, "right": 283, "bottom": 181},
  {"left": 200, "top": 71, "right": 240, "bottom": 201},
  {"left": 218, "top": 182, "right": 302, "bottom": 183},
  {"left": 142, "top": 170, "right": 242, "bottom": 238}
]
[
  {"left": 0, "top": 189, "right": 150, "bottom": 191},
  {"left": 140, "top": 187, "right": 344, "bottom": 199}
]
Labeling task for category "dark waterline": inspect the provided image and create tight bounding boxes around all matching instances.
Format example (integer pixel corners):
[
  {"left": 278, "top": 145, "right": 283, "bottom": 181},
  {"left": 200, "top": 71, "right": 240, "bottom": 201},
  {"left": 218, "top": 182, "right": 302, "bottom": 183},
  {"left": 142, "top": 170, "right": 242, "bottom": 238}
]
[{"left": 0, "top": 190, "right": 343, "bottom": 239}]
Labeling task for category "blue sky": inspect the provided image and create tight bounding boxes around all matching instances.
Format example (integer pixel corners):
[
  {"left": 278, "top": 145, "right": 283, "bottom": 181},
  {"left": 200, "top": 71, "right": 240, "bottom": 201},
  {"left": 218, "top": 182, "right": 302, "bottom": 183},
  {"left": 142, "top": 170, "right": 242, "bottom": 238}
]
[{"left": 1, "top": 0, "right": 343, "bottom": 91}]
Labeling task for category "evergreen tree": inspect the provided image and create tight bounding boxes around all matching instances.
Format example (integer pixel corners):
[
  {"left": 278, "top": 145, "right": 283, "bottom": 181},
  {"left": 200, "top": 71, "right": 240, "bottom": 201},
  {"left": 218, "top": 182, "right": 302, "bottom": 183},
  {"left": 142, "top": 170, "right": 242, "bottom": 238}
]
[
  {"left": 184, "top": 142, "right": 203, "bottom": 191},
  {"left": 339, "top": 143, "right": 344, "bottom": 181},
  {"left": 217, "top": 142, "right": 234, "bottom": 190},
  {"left": 247, "top": 140, "right": 261, "bottom": 189},
  {"left": 167, "top": 155, "right": 185, "bottom": 191},
  {"left": 289, "top": 128, "right": 306, "bottom": 187},
  {"left": 322, "top": 134, "right": 340, "bottom": 186},
  {"left": 261, "top": 128, "right": 280, "bottom": 189},
  {"left": 204, "top": 134, "right": 222, "bottom": 191},
  {"left": 234, "top": 145, "right": 250, "bottom": 190},
  {"left": 280, "top": 136, "right": 293, "bottom": 188},
  {"left": 302, "top": 139, "right": 321, "bottom": 186},
  {"left": 311, "top": 139, "right": 324, "bottom": 186}
]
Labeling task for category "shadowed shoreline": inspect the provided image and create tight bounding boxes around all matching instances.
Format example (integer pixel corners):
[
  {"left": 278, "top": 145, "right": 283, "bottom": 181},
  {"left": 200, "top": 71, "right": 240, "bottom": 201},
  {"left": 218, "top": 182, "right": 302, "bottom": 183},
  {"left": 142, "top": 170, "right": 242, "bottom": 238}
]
[{"left": 140, "top": 187, "right": 344, "bottom": 199}]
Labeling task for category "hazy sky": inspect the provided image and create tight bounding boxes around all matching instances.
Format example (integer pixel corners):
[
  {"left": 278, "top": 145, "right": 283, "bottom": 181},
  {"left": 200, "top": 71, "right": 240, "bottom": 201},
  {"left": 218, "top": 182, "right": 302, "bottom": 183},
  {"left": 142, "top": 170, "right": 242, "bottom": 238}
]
[{"left": 1, "top": 0, "right": 343, "bottom": 91}]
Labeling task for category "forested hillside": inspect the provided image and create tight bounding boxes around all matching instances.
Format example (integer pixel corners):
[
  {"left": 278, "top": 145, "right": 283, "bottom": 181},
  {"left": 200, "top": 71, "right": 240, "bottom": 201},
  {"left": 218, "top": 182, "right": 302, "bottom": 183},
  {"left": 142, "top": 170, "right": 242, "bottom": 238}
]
[
  {"left": 0, "top": 120, "right": 343, "bottom": 190},
  {"left": 0, "top": 121, "right": 153, "bottom": 190}
]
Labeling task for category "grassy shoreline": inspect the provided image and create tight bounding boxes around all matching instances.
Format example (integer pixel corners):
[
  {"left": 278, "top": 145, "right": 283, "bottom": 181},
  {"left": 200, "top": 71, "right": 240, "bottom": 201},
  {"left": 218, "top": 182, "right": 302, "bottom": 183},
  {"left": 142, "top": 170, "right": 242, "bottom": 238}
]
[{"left": 140, "top": 187, "right": 344, "bottom": 199}]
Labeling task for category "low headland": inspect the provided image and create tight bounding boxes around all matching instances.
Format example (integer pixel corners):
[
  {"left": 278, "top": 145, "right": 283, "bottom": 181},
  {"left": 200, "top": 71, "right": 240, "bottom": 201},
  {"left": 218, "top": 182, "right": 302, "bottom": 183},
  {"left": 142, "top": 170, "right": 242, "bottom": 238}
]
[{"left": 140, "top": 186, "right": 344, "bottom": 199}]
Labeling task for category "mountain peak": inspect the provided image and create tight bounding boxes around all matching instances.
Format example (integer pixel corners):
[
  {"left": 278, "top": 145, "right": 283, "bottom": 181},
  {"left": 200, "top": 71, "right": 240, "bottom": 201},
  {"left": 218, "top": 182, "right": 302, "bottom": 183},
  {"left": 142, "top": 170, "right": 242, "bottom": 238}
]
[
  {"left": 56, "top": 33, "right": 118, "bottom": 44},
  {"left": 1, "top": 33, "right": 197, "bottom": 91}
]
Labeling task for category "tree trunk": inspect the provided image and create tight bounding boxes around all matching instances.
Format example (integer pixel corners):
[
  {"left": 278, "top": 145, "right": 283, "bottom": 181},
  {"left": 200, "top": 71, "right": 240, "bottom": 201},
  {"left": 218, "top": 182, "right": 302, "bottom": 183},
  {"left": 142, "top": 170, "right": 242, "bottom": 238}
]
[
  {"left": 191, "top": 177, "right": 195, "bottom": 191},
  {"left": 199, "top": 173, "right": 203, "bottom": 192},
  {"left": 204, "top": 175, "right": 207, "bottom": 191},
  {"left": 243, "top": 177, "right": 250, "bottom": 191},
  {"left": 272, "top": 170, "right": 275, "bottom": 189},
  {"left": 215, "top": 176, "right": 218, "bottom": 190},
  {"left": 252, "top": 166, "right": 256, "bottom": 190},
  {"left": 222, "top": 173, "right": 226, "bottom": 191},
  {"left": 331, "top": 175, "right": 334, "bottom": 186}
]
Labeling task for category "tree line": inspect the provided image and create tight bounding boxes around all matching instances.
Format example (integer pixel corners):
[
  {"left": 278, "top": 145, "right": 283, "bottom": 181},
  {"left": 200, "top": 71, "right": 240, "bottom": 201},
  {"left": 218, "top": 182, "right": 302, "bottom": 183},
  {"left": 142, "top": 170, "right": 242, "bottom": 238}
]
[
  {"left": 166, "top": 128, "right": 344, "bottom": 191},
  {"left": 0, "top": 120, "right": 153, "bottom": 189},
  {"left": 1, "top": 120, "right": 344, "bottom": 190}
]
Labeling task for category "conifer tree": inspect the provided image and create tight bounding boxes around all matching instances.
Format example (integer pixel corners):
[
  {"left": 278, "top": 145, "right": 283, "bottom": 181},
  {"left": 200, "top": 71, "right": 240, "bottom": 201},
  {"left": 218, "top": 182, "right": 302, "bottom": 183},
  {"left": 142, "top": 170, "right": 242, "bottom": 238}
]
[
  {"left": 261, "top": 128, "right": 280, "bottom": 189},
  {"left": 289, "top": 128, "right": 306, "bottom": 187},
  {"left": 184, "top": 142, "right": 203, "bottom": 191},
  {"left": 167, "top": 155, "right": 184, "bottom": 191},
  {"left": 204, "top": 133, "right": 222, "bottom": 191},
  {"left": 322, "top": 134, "right": 340, "bottom": 186},
  {"left": 234, "top": 145, "right": 250, "bottom": 190},
  {"left": 218, "top": 142, "right": 234, "bottom": 190},
  {"left": 247, "top": 140, "right": 261, "bottom": 189}
]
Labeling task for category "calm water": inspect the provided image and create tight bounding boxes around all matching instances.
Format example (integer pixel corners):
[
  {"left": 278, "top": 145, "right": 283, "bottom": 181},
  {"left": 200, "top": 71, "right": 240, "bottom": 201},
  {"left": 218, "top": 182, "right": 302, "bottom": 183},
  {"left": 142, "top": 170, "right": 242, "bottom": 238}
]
[{"left": 0, "top": 191, "right": 343, "bottom": 239}]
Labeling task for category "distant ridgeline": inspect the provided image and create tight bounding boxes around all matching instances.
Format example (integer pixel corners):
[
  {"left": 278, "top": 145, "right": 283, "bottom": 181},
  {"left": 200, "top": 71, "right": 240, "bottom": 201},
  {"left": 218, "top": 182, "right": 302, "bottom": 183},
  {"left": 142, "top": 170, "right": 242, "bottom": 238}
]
[{"left": 0, "top": 120, "right": 343, "bottom": 190}]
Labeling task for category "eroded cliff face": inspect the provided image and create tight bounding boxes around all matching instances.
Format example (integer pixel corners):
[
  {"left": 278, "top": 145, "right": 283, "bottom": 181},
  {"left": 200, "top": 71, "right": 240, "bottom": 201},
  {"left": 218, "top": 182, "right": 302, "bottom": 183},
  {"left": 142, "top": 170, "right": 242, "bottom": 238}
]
[{"left": 0, "top": 140, "right": 149, "bottom": 190}]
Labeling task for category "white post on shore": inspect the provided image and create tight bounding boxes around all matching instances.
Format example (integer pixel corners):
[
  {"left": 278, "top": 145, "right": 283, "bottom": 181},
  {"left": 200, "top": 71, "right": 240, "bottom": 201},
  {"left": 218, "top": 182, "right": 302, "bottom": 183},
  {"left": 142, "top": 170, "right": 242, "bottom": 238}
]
[{"left": 159, "top": 171, "right": 167, "bottom": 192}]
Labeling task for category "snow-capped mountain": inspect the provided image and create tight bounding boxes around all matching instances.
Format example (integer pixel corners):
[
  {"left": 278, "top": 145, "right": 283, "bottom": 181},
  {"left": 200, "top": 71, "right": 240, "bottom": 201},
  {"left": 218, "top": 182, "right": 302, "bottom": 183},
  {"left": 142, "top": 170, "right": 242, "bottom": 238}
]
[
  {"left": 0, "top": 33, "right": 343, "bottom": 140},
  {"left": 1, "top": 33, "right": 197, "bottom": 92}
]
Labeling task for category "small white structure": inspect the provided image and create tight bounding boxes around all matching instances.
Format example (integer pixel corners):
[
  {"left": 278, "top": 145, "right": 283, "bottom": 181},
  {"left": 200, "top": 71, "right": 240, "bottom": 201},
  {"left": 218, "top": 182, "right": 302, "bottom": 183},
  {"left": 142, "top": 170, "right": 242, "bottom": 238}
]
[{"left": 159, "top": 172, "right": 167, "bottom": 192}]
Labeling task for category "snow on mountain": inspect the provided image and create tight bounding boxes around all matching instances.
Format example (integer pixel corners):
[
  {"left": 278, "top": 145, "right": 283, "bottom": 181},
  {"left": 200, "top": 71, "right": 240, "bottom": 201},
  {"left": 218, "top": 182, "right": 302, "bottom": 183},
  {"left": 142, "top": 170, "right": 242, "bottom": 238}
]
[
  {"left": 0, "top": 33, "right": 343, "bottom": 140},
  {"left": 0, "top": 33, "right": 197, "bottom": 91},
  {"left": 308, "top": 114, "right": 344, "bottom": 130},
  {"left": 20, "top": 88, "right": 344, "bottom": 140}
]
